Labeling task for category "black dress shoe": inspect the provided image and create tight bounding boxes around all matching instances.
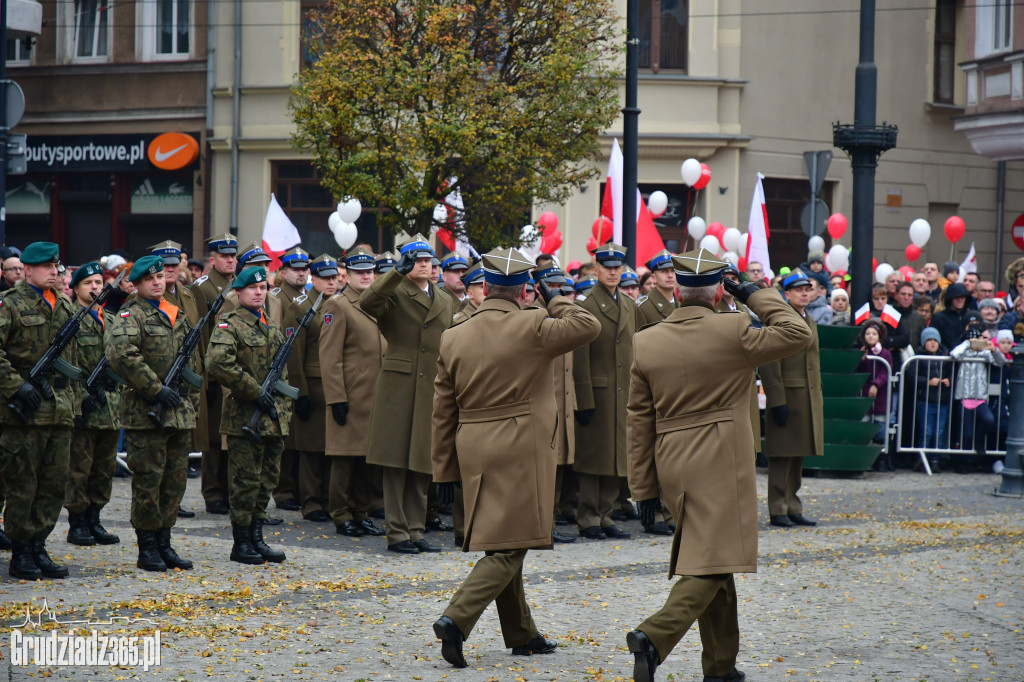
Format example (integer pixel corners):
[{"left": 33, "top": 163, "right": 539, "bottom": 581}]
[
  {"left": 277, "top": 498, "right": 301, "bottom": 511},
  {"left": 205, "top": 500, "right": 230, "bottom": 515},
  {"left": 626, "top": 630, "right": 659, "bottom": 682},
  {"left": 414, "top": 539, "right": 442, "bottom": 553},
  {"left": 454, "top": 535, "right": 465, "bottom": 546},
  {"left": 554, "top": 514, "right": 569, "bottom": 526},
  {"left": 611, "top": 510, "right": 627, "bottom": 521},
  {"left": 176, "top": 506, "right": 195, "bottom": 519},
  {"left": 433, "top": 616, "right": 467, "bottom": 668},
  {"left": 644, "top": 522, "right": 673, "bottom": 536},
  {"left": 552, "top": 528, "right": 576, "bottom": 543},
  {"left": 510, "top": 633, "right": 557, "bottom": 655},
  {"left": 603, "top": 525, "right": 631, "bottom": 539},
  {"left": 770, "top": 515, "right": 794, "bottom": 527},
  {"left": 337, "top": 520, "right": 366, "bottom": 537},
  {"left": 186, "top": 466, "right": 200, "bottom": 479},
  {"left": 425, "top": 516, "right": 453, "bottom": 532},
  {"left": 579, "top": 526, "right": 606, "bottom": 540},
  {"left": 387, "top": 540, "right": 420, "bottom": 554},
  {"left": 369, "top": 507, "right": 386, "bottom": 520},
  {"left": 303, "top": 510, "right": 330, "bottom": 522},
  {"left": 788, "top": 514, "right": 817, "bottom": 526},
  {"left": 562, "top": 514, "right": 577, "bottom": 525},
  {"left": 704, "top": 668, "right": 746, "bottom": 682},
  {"left": 264, "top": 516, "right": 283, "bottom": 526},
  {"left": 621, "top": 506, "right": 640, "bottom": 521},
  {"left": 360, "top": 520, "right": 386, "bottom": 536}
]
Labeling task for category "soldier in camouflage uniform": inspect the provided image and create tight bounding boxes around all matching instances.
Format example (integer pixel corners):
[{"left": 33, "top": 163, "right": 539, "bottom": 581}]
[
  {"left": 206, "top": 267, "right": 292, "bottom": 565},
  {"left": 64, "top": 262, "right": 122, "bottom": 547},
  {"left": 0, "top": 242, "right": 78, "bottom": 580},
  {"left": 107, "top": 255, "right": 200, "bottom": 572}
]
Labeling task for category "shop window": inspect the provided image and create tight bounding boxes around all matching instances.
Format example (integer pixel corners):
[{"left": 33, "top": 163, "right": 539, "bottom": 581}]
[
  {"left": 934, "top": 0, "right": 957, "bottom": 103},
  {"left": 139, "top": 0, "right": 191, "bottom": 61},
  {"left": 638, "top": 0, "right": 688, "bottom": 73}
]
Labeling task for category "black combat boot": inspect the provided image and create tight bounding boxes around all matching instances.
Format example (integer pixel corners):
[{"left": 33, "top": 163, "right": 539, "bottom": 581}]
[
  {"left": 135, "top": 529, "right": 167, "bottom": 572},
  {"left": 155, "top": 528, "right": 193, "bottom": 570},
  {"left": 230, "top": 522, "right": 264, "bottom": 565},
  {"left": 31, "top": 539, "right": 70, "bottom": 578},
  {"left": 66, "top": 511, "right": 97, "bottom": 546},
  {"left": 8, "top": 541, "right": 42, "bottom": 580},
  {"left": 250, "top": 520, "right": 285, "bottom": 563},
  {"left": 86, "top": 506, "right": 120, "bottom": 545}
]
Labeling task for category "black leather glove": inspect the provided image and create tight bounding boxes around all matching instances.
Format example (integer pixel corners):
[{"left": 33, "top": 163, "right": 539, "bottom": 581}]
[
  {"left": 331, "top": 402, "right": 349, "bottom": 425},
  {"left": 724, "top": 277, "right": 761, "bottom": 304},
  {"left": 395, "top": 251, "right": 416, "bottom": 275},
  {"left": 636, "top": 498, "right": 662, "bottom": 528},
  {"left": 155, "top": 385, "right": 182, "bottom": 409},
  {"left": 537, "top": 280, "right": 562, "bottom": 305},
  {"left": 436, "top": 482, "right": 456, "bottom": 506},
  {"left": 772, "top": 405, "right": 789, "bottom": 427},
  {"left": 295, "top": 395, "right": 314, "bottom": 421},
  {"left": 14, "top": 382, "right": 42, "bottom": 410},
  {"left": 256, "top": 390, "right": 277, "bottom": 418},
  {"left": 574, "top": 408, "right": 594, "bottom": 426}
]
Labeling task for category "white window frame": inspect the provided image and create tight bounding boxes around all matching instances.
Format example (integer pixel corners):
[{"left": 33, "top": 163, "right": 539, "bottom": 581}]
[
  {"left": 975, "top": 0, "right": 1013, "bottom": 58},
  {"left": 138, "top": 0, "right": 193, "bottom": 61},
  {"left": 66, "top": 0, "right": 112, "bottom": 63},
  {"left": 6, "top": 38, "right": 33, "bottom": 66}
]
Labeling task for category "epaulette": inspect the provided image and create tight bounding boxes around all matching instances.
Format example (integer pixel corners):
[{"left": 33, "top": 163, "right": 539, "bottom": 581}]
[
  {"left": 293, "top": 293, "right": 308, "bottom": 305},
  {"left": 576, "top": 294, "right": 587, "bottom": 302},
  {"left": 451, "top": 310, "right": 472, "bottom": 326},
  {"left": 636, "top": 294, "right": 649, "bottom": 305},
  {"left": 270, "top": 287, "right": 281, "bottom": 296},
  {"left": 193, "top": 275, "right": 209, "bottom": 286}
]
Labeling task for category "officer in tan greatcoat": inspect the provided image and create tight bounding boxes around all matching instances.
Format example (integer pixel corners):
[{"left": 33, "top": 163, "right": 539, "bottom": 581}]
[
  {"left": 625, "top": 249, "right": 812, "bottom": 682},
  {"left": 717, "top": 264, "right": 764, "bottom": 461},
  {"left": 360, "top": 234, "right": 455, "bottom": 554},
  {"left": 431, "top": 248, "right": 600, "bottom": 669},
  {"left": 760, "top": 270, "right": 824, "bottom": 528},
  {"left": 636, "top": 250, "right": 678, "bottom": 328},
  {"left": 321, "top": 247, "right": 386, "bottom": 537}
]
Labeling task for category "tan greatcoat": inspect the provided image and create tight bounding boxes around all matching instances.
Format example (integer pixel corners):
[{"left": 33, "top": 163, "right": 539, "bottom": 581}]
[
  {"left": 530, "top": 301, "right": 577, "bottom": 464},
  {"left": 572, "top": 284, "right": 636, "bottom": 476},
  {"left": 636, "top": 287, "right": 677, "bottom": 329},
  {"left": 717, "top": 297, "right": 763, "bottom": 452},
  {"left": 760, "top": 312, "right": 824, "bottom": 458},
  {"left": 627, "top": 290, "right": 812, "bottom": 577},
  {"left": 320, "top": 286, "right": 386, "bottom": 456},
  {"left": 360, "top": 268, "right": 454, "bottom": 474},
  {"left": 432, "top": 296, "right": 600, "bottom": 551}
]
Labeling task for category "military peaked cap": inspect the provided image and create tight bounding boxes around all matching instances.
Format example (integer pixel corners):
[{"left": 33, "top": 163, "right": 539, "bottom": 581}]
[
  {"left": 310, "top": 254, "right": 339, "bottom": 277},
  {"left": 280, "top": 246, "right": 311, "bottom": 268},
  {"left": 646, "top": 249, "right": 674, "bottom": 271},
  {"left": 398, "top": 233, "right": 434, "bottom": 259},
  {"left": 593, "top": 243, "right": 627, "bottom": 267},
  {"left": 481, "top": 247, "right": 534, "bottom": 286},
  {"left": 345, "top": 246, "right": 376, "bottom": 271},
  {"left": 672, "top": 248, "right": 729, "bottom": 287},
  {"left": 207, "top": 232, "right": 238, "bottom": 254},
  {"left": 149, "top": 239, "right": 182, "bottom": 265}
]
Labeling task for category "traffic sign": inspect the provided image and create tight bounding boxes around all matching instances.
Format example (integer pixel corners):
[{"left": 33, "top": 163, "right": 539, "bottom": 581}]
[
  {"left": 800, "top": 198, "right": 830, "bottom": 237},
  {"left": 1012, "top": 213, "right": 1024, "bottom": 251},
  {"left": 803, "top": 150, "right": 832, "bottom": 195},
  {"left": 3, "top": 80, "right": 25, "bottom": 129}
]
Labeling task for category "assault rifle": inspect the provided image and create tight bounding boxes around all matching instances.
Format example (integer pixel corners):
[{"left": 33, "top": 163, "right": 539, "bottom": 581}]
[
  {"left": 77, "top": 356, "right": 127, "bottom": 423},
  {"left": 7, "top": 268, "right": 126, "bottom": 423},
  {"left": 242, "top": 290, "right": 324, "bottom": 444},
  {"left": 147, "top": 290, "right": 226, "bottom": 428}
]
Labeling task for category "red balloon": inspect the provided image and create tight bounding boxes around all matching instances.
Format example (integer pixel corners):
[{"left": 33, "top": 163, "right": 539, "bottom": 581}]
[
  {"left": 540, "top": 228, "right": 563, "bottom": 254},
  {"left": 592, "top": 216, "right": 613, "bottom": 243},
  {"left": 898, "top": 265, "right": 915, "bottom": 281},
  {"left": 567, "top": 260, "right": 582, "bottom": 272},
  {"left": 826, "top": 213, "right": 848, "bottom": 240},
  {"left": 707, "top": 222, "right": 725, "bottom": 249},
  {"left": 693, "top": 163, "right": 712, "bottom": 190},
  {"left": 586, "top": 236, "right": 599, "bottom": 253},
  {"left": 737, "top": 256, "right": 748, "bottom": 272},
  {"left": 872, "top": 257, "right": 878, "bottom": 272},
  {"left": 904, "top": 244, "right": 921, "bottom": 262},
  {"left": 944, "top": 216, "right": 966, "bottom": 243},
  {"left": 537, "top": 211, "right": 559, "bottom": 234}
]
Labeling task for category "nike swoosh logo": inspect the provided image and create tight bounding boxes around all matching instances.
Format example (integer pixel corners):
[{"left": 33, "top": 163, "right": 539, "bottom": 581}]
[{"left": 154, "top": 143, "right": 188, "bottom": 162}]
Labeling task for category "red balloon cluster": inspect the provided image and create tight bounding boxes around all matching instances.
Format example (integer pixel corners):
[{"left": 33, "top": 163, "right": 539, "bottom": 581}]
[
  {"left": 586, "top": 236, "right": 599, "bottom": 253},
  {"left": 944, "top": 216, "right": 965, "bottom": 243},
  {"left": 536, "top": 211, "right": 562, "bottom": 253}
]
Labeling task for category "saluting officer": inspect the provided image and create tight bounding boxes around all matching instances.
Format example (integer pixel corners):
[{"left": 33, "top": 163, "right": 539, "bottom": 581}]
[
  {"left": 636, "top": 250, "right": 678, "bottom": 328},
  {"left": 431, "top": 247, "right": 601, "bottom": 668},
  {"left": 64, "top": 262, "right": 122, "bottom": 547},
  {"left": 206, "top": 267, "right": 292, "bottom": 565},
  {"left": 320, "top": 247, "right": 386, "bottom": 537},
  {"left": 0, "top": 242, "right": 79, "bottom": 580},
  {"left": 718, "top": 264, "right": 764, "bottom": 463},
  {"left": 107, "top": 255, "right": 199, "bottom": 572}
]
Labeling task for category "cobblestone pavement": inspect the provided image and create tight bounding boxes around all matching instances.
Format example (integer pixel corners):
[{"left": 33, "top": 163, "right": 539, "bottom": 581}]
[{"left": 1, "top": 469, "right": 1022, "bottom": 681}]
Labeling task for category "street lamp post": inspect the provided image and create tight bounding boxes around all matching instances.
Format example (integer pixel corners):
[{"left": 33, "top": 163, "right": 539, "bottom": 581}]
[
  {"left": 995, "top": 344, "right": 1024, "bottom": 497},
  {"left": 621, "top": 0, "right": 639, "bottom": 268}
]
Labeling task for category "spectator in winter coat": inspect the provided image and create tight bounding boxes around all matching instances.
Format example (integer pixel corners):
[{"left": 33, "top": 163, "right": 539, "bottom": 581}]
[
  {"left": 931, "top": 282, "right": 972, "bottom": 351},
  {"left": 856, "top": 320, "right": 892, "bottom": 444},
  {"left": 868, "top": 283, "right": 910, "bottom": 353},
  {"left": 829, "top": 289, "right": 850, "bottom": 325},
  {"left": 951, "top": 323, "right": 1006, "bottom": 458},
  {"left": 907, "top": 327, "right": 952, "bottom": 452}
]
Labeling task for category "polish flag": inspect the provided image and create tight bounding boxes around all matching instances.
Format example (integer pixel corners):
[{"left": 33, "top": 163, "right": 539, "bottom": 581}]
[
  {"left": 959, "top": 241, "right": 977, "bottom": 275},
  {"left": 854, "top": 302, "right": 871, "bottom": 325},
  {"left": 262, "top": 194, "right": 301, "bottom": 271},
  {"left": 601, "top": 139, "right": 666, "bottom": 264},
  {"left": 880, "top": 304, "right": 902, "bottom": 329},
  {"left": 744, "top": 173, "right": 771, "bottom": 277}
]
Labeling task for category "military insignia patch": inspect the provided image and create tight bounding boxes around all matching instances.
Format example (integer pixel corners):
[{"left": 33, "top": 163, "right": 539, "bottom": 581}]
[
  {"left": 120, "top": 310, "right": 131, "bottom": 318},
  {"left": 323, "top": 314, "right": 333, "bottom": 326},
  {"left": 218, "top": 322, "right": 229, "bottom": 329},
  {"left": 285, "top": 327, "right": 295, "bottom": 338}
]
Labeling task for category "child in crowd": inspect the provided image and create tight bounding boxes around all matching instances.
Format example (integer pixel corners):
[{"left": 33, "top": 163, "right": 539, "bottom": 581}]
[
  {"left": 908, "top": 327, "right": 953, "bottom": 459},
  {"left": 914, "top": 296, "right": 934, "bottom": 325},
  {"left": 950, "top": 322, "right": 1006, "bottom": 464},
  {"left": 856, "top": 320, "right": 893, "bottom": 449}
]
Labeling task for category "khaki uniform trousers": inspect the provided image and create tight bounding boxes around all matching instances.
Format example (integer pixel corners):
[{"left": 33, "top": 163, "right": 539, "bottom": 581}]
[
  {"left": 576, "top": 473, "right": 619, "bottom": 529},
  {"left": 328, "top": 456, "right": 376, "bottom": 524},
  {"left": 298, "top": 451, "right": 331, "bottom": 517},
  {"left": 553, "top": 465, "right": 577, "bottom": 520},
  {"left": 273, "top": 449, "right": 300, "bottom": 505},
  {"left": 201, "top": 383, "right": 229, "bottom": 505},
  {"left": 443, "top": 548, "right": 537, "bottom": 648},
  {"left": 638, "top": 574, "right": 740, "bottom": 678},
  {"left": 767, "top": 457, "right": 804, "bottom": 516},
  {"left": 381, "top": 466, "right": 430, "bottom": 545}
]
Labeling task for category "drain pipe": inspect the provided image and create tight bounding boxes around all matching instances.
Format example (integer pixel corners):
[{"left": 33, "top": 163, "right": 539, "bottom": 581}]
[
  {"left": 203, "top": 0, "right": 215, "bottom": 243},
  {"left": 229, "top": 0, "right": 241, "bottom": 237},
  {"left": 994, "top": 161, "right": 1006, "bottom": 283}
]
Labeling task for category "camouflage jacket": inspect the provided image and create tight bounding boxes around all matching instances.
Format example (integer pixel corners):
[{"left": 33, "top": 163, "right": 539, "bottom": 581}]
[
  {"left": 0, "top": 280, "right": 79, "bottom": 427},
  {"left": 206, "top": 307, "right": 292, "bottom": 438},
  {"left": 75, "top": 306, "right": 122, "bottom": 430},
  {"left": 106, "top": 297, "right": 200, "bottom": 430}
]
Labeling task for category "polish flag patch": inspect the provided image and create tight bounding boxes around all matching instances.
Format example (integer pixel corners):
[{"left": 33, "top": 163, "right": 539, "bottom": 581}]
[
  {"left": 120, "top": 310, "right": 131, "bottom": 318},
  {"left": 218, "top": 322, "right": 229, "bottom": 329}
]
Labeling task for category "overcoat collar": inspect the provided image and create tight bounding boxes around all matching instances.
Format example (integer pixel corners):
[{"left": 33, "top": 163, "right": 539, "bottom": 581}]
[
  {"left": 477, "top": 298, "right": 521, "bottom": 314},
  {"left": 648, "top": 288, "right": 675, "bottom": 318},
  {"left": 343, "top": 285, "right": 376, "bottom": 322},
  {"left": 664, "top": 302, "right": 715, "bottom": 325},
  {"left": 589, "top": 283, "right": 620, "bottom": 324}
]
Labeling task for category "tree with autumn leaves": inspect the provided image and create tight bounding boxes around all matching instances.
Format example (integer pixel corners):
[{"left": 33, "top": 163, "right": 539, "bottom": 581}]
[{"left": 290, "top": 0, "right": 621, "bottom": 251}]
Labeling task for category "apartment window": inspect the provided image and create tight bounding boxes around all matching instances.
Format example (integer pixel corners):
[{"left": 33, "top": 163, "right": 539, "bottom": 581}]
[
  {"left": 140, "top": 0, "right": 191, "bottom": 60},
  {"left": 638, "top": 0, "right": 688, "bottom": 73},
  {"left": 301, "top": 1, "right": 327, "bottom": 69},
  {"left": 6, "top": 38, "right": 32, "bottom": 65},
  {"left": 934, "top": 0, "right": 956, "bottom": 103},
  {"left": 975, "top": 0, "right": 1012, "bottom": 57},
  {"left": 74, "top": 0, "right": 110, "bottom": 60}
]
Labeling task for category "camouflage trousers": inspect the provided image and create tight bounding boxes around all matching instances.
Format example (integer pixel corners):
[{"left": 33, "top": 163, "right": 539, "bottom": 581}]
[
  {"left": 227, "top": 435, "right": 284, "bottom": 527},
  {"left": 125, "top": 429, "right": 191, "bottom": 531},
  {"left": 65, "top": 428, "right": 120, "bottom": 514},
  {"left": 0, "top": 426, "right": 72, "bottom": 542}
]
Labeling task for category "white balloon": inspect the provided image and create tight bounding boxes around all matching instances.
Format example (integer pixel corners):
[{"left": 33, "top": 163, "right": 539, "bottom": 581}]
[
  {"left": 909, "top": 218, "right": 931, "bottom": 248},
  {"left": 337, "top": 197, "right": 362, "bottom": 224},
  {"left": 824, "top": 252, "right": 837, "bottom": 273},
  {"left": 687, "top": 216, "right": 707, "bottom": 241},
  {"left": 808, "top": 235, "right": 826, "bottom": 253},
  {"left": 722, "top": 227, "right": 742, "bottom": 253},
  {"left": 723, "top": 251, "right": 740, "bottom": 266},
  {"left": 699, "top": 235, "right": 721, "bottom": 254},
  {"left": 828, "top": 244, "right": 849, "bottom": 270},
  {"left": 874, "top": 262, "right": 894, "bottom": 285},
  {"left": 335, "top": 221, "right": 358, "bottom": 250},
  {"left": 648, "top": 190, "right": 668, "bottom": 217},
  {"left": 681, "top": 158, "right": 702, "bottom": 186},
  {"left": 520, "top": 224, "right": 539, "bottom": 246},
  {"left": 327, "top": 212, "right": 342, "bottom": 235},
  {"left": 739, "top": 232, "right": 749, "bottom": 254}
]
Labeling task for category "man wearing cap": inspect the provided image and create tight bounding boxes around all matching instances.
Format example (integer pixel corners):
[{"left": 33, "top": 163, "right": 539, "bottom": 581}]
[
  {"left": 107, "top": 255, "right": 200, "bottom": 572},
  {"left": 206, "top": 267, "right": 292, "bottom": 565},
  {"left": 456, "top": 262, "right": 486, "bottom": 321},
  {"left": 572, "top": 243, "right": 636, "bottom": 540},
  {"left": 220, "top": 242, "right": 284, "bottom": 325},
  {"left": 431, "top": 247, "right": 601, "bottom": 668},
  {"left": 375, "top": 251, "right": 398, "bottom": 274},
  {"left": 574, "top": 275, "right": 596, "bottom": 300},
  {"left": 64, "top": 262, "right": 122, "bottom": 548},
  {"left": 625, "top": 248, "right": 812, "bottom": 682},
  {"left": 619, "top": 268, "right": 641, "bottom": 300},
  {"left": 637, "top": 250, "right": 678, "bottom": 328},
  {"left": 360, "top": 233, "right": 455, "bottom": 554},
  {"left": 321, "top": 247, "right": 387, "bottom": 537},
  {"left": 0, "top": 242, "right": 80, "bottom": 579},
  {"left": 439, "top": 254, "right": 470, "bottom": 309},
  {"left": 760, "top": 270, "right": 823, "bottom": 528}
]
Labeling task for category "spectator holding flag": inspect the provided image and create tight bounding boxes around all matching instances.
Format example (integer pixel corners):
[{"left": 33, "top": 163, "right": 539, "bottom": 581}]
[{"left": 855, "top": 284, "right": 909, "bottom": 354}]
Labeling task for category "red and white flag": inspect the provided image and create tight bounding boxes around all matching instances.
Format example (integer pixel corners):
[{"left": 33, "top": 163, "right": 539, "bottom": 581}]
[
  {"left": 854, "top": 302, "right": 871, "bottom": 325},
  {"left": 262, "top": 194, "right": 301, "bottom": 271},
  {"left": 881, "top": 304, "right": 902, "bottom": 328},
  {"left": 960, "top": 241, "right": 977, "bottom": 275},
  {"left": 744, "top": 172, "right": 771, "bottom": 276},
  {"left": 600, "top": 139, "right": 666, "bottom": 264}
]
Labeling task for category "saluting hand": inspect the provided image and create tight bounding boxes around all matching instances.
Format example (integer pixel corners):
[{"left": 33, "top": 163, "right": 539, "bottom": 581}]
[
  {"left": 537, "top": 280, "right": 562, "bottom": 305},
  {"left": 723, "top": 277, "right": 760, "bottom": 304},
  {"left": 395, "top": 251, "right": 416, "bottom": 276}
]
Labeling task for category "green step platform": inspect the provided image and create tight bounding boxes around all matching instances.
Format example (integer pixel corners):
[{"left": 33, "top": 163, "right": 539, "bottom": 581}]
[{"left": 823, "top": 396, "right": 875, "bottom": 419}]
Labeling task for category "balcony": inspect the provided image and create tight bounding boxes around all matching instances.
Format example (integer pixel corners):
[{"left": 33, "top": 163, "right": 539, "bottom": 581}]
[
  {"left": 7, "top": 0, "right": 42, "bottom": 39},
  {"left": 954, "top": 50, "right": 1024, "bottom": 161}
]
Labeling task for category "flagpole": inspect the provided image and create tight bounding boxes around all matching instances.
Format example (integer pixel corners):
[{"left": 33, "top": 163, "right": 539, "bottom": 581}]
[{"left": 622, "top": 0, "right": 639, "bottom": 268}]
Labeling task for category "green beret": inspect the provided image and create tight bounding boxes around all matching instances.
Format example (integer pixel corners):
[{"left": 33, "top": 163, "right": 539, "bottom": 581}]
[
  {"left": 129, "top": 255, "right": 165, "bottom": 283},
  {"left": 232, "top": 266, "right": 269, "bottom": 289},
  {"left": 71, "top": 261, "right": 104, "bottom": 289},
  {"left": 21, "top": 242, "right": 60, "bottom": 265}
]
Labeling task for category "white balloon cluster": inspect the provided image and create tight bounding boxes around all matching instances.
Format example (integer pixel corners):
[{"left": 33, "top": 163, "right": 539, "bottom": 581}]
[
  {"left": 328, "top": 197, "right": 361, "bottom": 250},
  {"left": 825, "top": 244, "right": 849, "bottom": 272}
]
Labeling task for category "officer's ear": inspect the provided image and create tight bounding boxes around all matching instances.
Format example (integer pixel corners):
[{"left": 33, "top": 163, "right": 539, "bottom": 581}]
[{"left": 713, "top": 283, "right": 725, "bottom": 306}]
